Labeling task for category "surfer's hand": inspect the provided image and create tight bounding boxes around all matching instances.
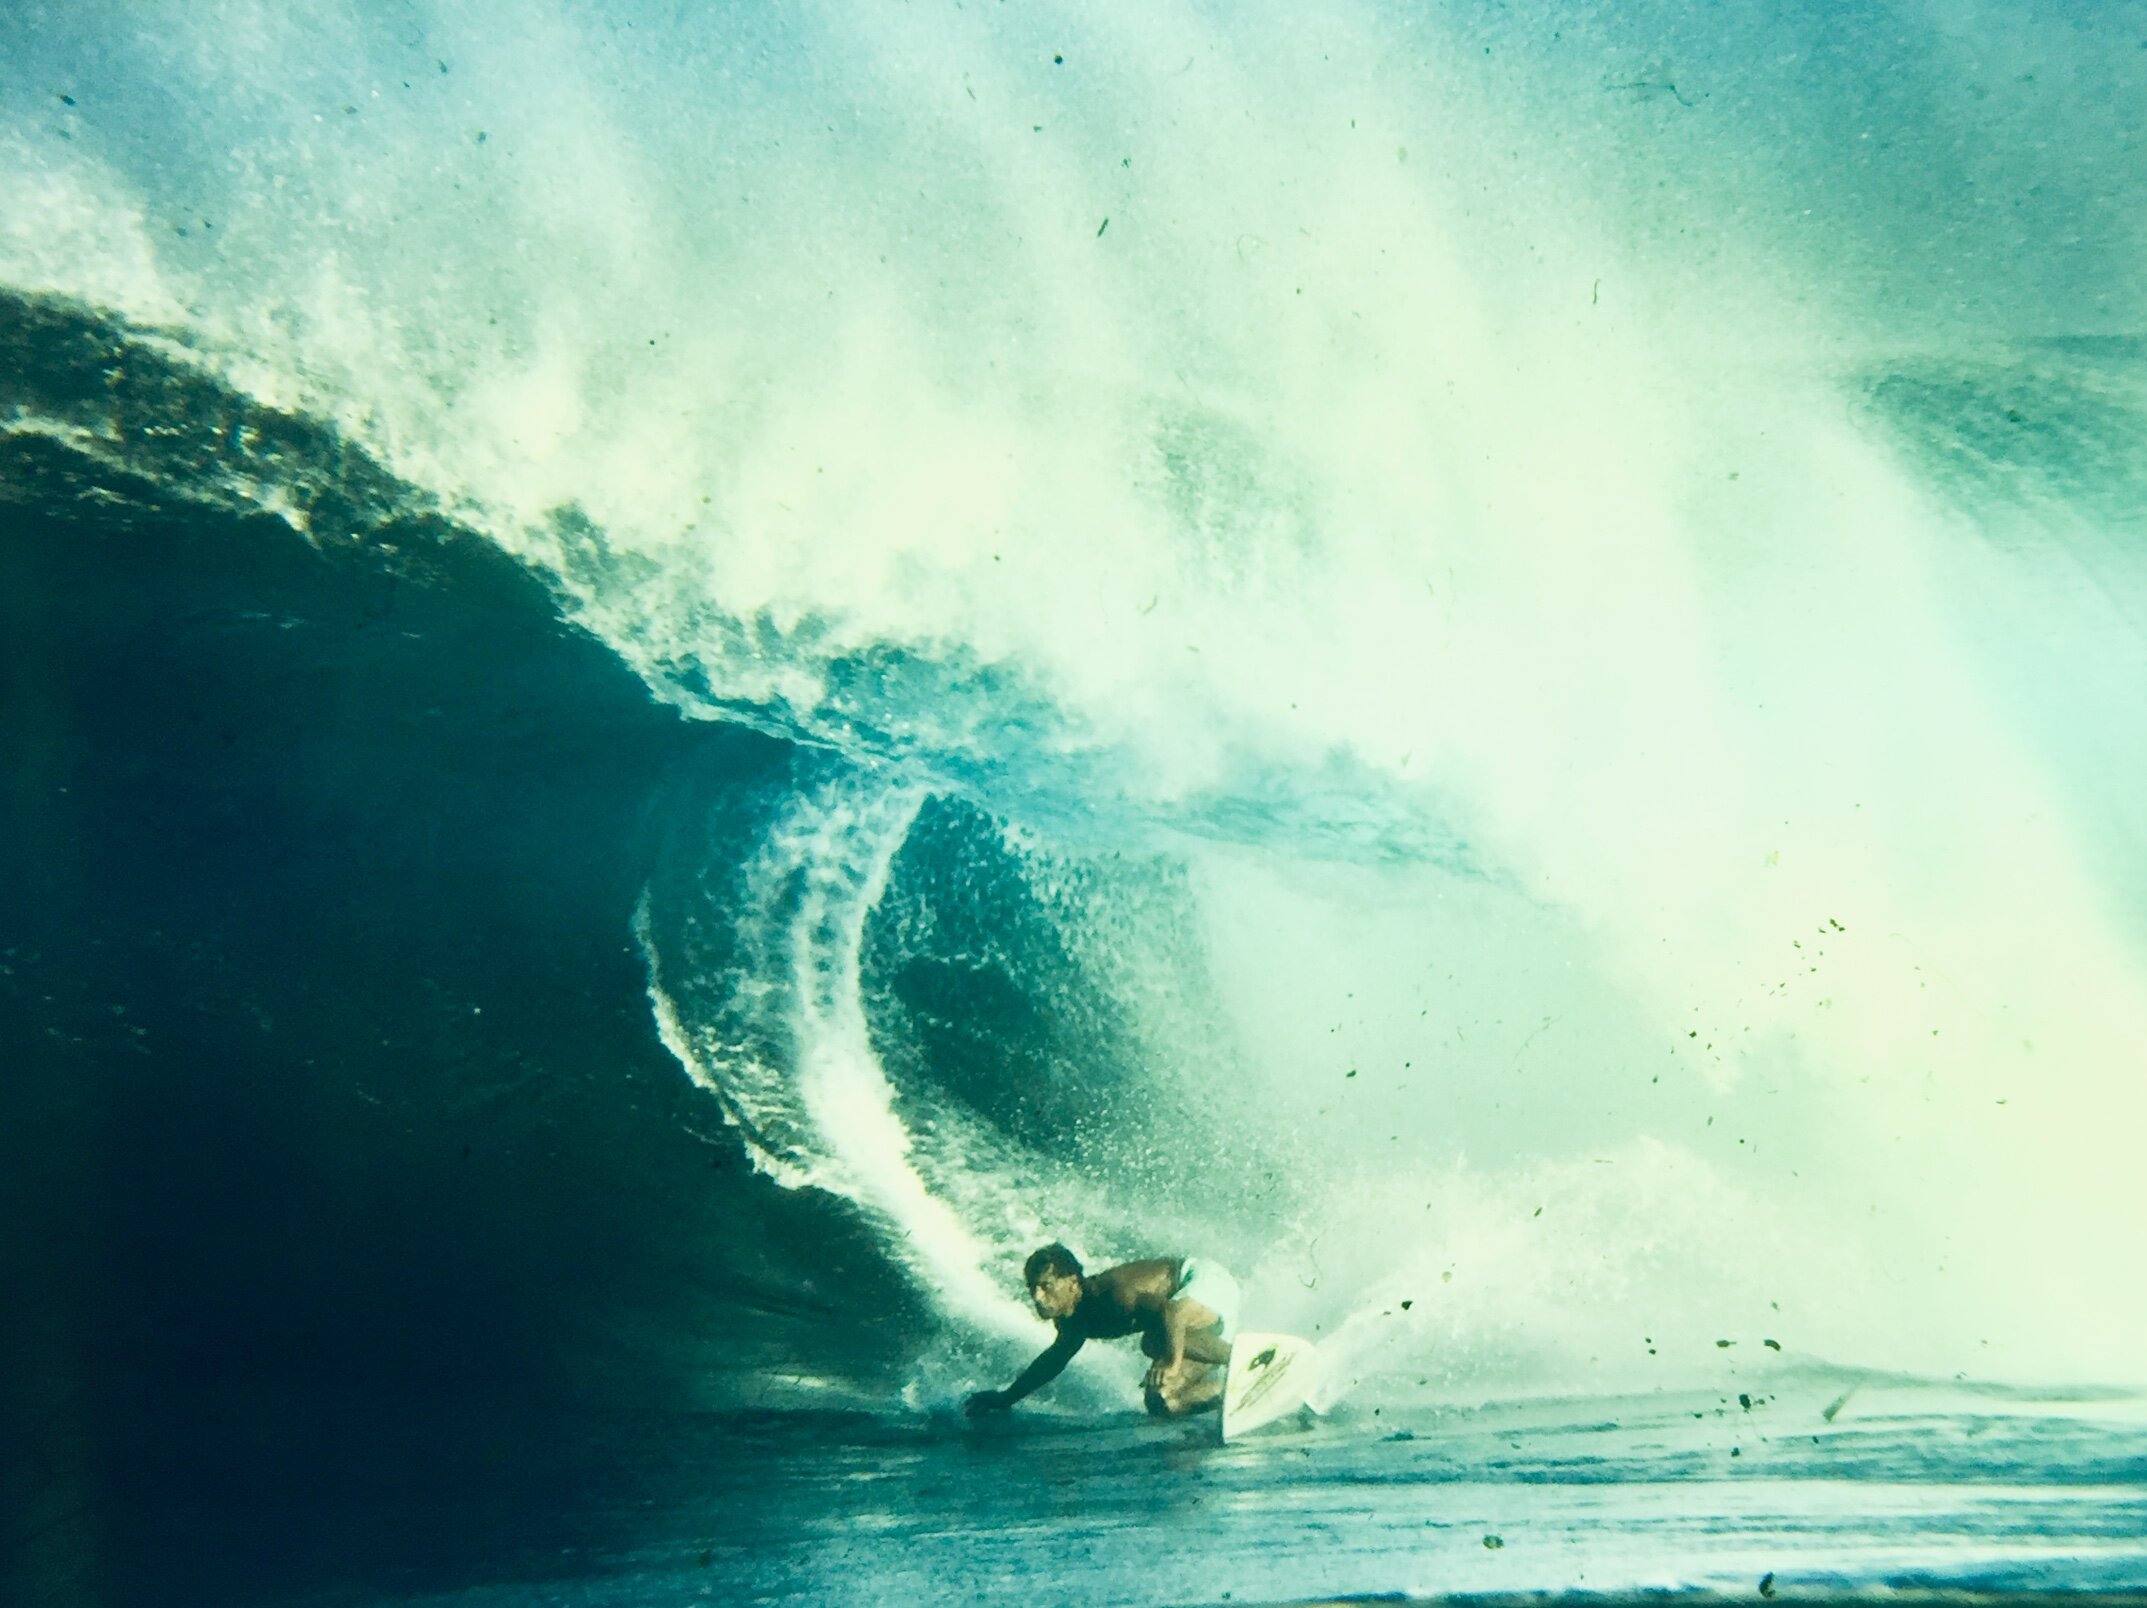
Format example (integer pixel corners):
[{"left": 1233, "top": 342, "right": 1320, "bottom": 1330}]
[
  {"left": 1143, "top": 1357, "right": 1173, "bottom": 1394},
  {"left": 964, "top": 1389, "right": 1010, "bottom": 1417}
]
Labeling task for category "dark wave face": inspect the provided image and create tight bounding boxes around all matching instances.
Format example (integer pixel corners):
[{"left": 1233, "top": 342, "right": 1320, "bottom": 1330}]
[
  {"left": 0, "top": 291, "right": 925, "bottom": 1427},
  {"left": 6, "top": 3, "right": 2147, "bottom": 1602}
]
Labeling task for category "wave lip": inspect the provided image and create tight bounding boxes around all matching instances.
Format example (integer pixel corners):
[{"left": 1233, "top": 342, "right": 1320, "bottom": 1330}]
[{"left": 0, "top": 288, "right": 446, "bottom": 547}]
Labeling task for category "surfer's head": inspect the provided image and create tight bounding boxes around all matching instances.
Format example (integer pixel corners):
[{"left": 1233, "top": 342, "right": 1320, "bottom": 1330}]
[{"left": 1024, "top": 1243, "right": 1084, "bottom": 1319}]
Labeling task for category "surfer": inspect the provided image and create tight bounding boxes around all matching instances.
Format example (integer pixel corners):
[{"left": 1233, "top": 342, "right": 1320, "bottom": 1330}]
[{"left": 964, "top": 1244, "right": 1239, "bottom": 1419}]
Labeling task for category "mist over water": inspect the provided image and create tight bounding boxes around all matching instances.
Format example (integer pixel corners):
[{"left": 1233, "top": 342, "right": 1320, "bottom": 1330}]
[{"left": 7, "top": 0, "right": 2146, "bottom": 1413}]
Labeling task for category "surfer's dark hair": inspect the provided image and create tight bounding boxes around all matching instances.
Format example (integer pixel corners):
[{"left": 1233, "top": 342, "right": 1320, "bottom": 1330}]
[{"left": 1024, "top": 1243, "right": 1082, "bottom": 1286}]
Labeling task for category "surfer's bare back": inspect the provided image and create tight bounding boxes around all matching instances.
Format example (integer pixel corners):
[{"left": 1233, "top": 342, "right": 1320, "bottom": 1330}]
[{"left": 965, "top": 1244, "right": 1240, "bottom": 1419}]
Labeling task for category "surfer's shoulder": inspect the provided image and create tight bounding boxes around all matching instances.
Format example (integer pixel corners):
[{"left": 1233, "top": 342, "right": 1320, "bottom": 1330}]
[{"left": 1096, "top": 1258, "right": 1180, "bottom": 1309}]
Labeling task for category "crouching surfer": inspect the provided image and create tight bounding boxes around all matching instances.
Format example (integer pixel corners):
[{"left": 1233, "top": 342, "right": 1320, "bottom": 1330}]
[{"left": 965, "top": 1244, "right": 1239, "bottom": 1419}]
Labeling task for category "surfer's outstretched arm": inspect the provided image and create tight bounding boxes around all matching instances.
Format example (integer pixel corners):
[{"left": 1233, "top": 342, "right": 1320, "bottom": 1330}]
[{"left": 966, "top": 1329, "right": 1084, "bottom": 1416}]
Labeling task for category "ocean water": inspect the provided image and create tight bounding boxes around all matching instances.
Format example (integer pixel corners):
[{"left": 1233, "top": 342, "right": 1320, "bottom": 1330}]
[
  {"left": 44, "top": 1387, "right": 2147, "bottom": 1606},
  {"left": 4, "top": 4, "right": 2146, "bottom": 1605}
]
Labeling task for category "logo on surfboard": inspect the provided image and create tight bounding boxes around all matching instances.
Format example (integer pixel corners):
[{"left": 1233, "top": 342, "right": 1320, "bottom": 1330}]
[{"left": 1221, "top": 1332, "right": 1320, "bottom": 1440}]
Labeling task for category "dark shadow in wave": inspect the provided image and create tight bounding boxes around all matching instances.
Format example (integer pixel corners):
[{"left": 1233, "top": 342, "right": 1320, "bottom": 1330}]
[{"left": 0, "top": 290, "right": 927, "bottom": 1608}]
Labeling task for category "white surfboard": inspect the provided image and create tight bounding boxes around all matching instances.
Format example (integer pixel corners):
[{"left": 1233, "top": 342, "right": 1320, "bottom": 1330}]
[{"left": 1221, "top": 1331, "right": 1320, "bottom": 1441}]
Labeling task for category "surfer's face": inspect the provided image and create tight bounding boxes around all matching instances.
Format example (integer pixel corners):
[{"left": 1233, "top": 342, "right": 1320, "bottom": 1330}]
[{"left": 1029, "top": 1269, "right": 1081, "bottom": 1320}]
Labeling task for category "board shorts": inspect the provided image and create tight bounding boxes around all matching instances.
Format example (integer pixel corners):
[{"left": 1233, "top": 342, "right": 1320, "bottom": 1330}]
[{"left": 1175, "top": 1258, "right": 1241, "bottom": 1341}]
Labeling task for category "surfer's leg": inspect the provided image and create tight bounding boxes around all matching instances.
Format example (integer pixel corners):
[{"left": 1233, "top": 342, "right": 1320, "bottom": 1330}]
[
  {"left": 1178, "top": 1316, "right": 1231, "bottom": 1366},
  {"left": 1158, "top": 1359, "right": 1226, "bottom": 1416}
]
